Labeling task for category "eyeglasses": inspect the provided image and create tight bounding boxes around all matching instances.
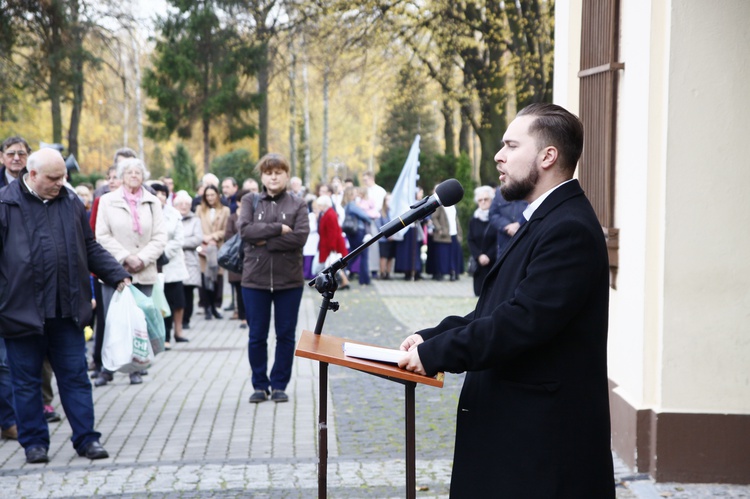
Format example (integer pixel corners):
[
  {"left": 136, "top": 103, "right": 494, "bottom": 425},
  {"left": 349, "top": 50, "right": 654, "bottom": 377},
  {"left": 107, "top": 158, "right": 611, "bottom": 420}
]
[{"left": 4, "top": 150, "right": 28, "bottom": 158}]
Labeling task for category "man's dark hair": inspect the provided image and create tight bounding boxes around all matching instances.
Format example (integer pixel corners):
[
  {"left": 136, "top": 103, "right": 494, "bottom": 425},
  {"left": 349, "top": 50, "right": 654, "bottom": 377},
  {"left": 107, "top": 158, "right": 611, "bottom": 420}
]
[
  {"left": 223, "top": 176, "right": 238, "bottom": 187},
  {"left": 517, "top": 103, "right": 584, "bottom": 175},
  {"left": 2, "top": 136, "right": 31, "bottom": 153}
]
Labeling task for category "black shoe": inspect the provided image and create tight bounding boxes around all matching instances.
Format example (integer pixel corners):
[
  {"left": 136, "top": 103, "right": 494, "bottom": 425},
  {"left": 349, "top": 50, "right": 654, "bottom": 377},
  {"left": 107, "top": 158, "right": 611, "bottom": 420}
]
[
  {"left": 211, "top": 308, "right": 223, "bottom": 319},
  {"left": 94, "top": 370, "right": 113, "bottom": 387},
  {"left": 174, "top": 336, "right": 189, "bottom": 343},
  {"left": 78, "top": 440, "right": 109, "bottom": 460},
  {"left": 223, "top": 303, "right": 235, "bottom": 311},
  {"left": 204, "top": 308, "right": 213, "bottom": 320},
  {"left": 249, "top": 389, "right": 269, "bottom": 403},
  {"left": 271, "top": 389, "right": 289, "bottom": 403},
  {"left": 25, "top": 445, "right": 49, "bottom": 464},
  {"left": 182, "top": 323, "right": 190, "bottom": 330},
  {"left": 129, "top": 372, "right": 143, "bottom": 385},
  {"left": 90, "top": 367, "right": 100, "bottom": 379}
]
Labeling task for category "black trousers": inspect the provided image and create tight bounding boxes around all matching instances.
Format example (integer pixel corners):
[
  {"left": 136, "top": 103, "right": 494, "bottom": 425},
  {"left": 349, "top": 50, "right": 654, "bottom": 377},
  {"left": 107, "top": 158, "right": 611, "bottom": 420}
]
[
  {"left": 231, "top": 281, "right": 245, "bottom": 319},
  {"left": 183, "top": 284, "right": 197, "bottom": 326},
  {"left": 198, "top": 274, "right": 223, "bottom": 309}
]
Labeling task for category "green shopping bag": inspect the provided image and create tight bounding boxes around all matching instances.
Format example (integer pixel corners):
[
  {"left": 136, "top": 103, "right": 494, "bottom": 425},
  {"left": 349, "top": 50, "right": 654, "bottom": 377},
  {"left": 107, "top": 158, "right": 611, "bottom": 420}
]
[{"left": 129, "top": 285, "right": 166, "bottom": 355}]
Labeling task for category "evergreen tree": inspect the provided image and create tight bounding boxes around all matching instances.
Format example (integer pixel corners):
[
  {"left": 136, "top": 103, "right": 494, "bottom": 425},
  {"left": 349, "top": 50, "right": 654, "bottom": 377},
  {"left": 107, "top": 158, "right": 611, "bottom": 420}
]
[
  {"left": 149, "top": 146, "right": 166, "bottom": 179},
  {"left": 171, "top": 143, "right": 198, "bottom": 195},
  {"left": 210, "top": 149, "right": 256, "bottom": 185},
  {"left": 143, "top": 0, "right": 264, "bottom": 173}
]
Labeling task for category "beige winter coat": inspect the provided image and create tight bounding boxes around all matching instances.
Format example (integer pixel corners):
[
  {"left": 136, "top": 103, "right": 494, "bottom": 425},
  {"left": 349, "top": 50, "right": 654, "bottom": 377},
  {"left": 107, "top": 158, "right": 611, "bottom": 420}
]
[
  {"left": 96, "top": 186, "right": 168, "bottom": 285},
  {"left": 195, "top": 202, "right": 230, "bottom": 274}
]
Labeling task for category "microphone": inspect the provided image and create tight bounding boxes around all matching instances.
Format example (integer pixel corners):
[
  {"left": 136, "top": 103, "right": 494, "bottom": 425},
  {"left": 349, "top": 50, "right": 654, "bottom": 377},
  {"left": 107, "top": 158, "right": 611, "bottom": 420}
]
[{"left": 379, "top": 178, "right": 464, "bottom": 239}]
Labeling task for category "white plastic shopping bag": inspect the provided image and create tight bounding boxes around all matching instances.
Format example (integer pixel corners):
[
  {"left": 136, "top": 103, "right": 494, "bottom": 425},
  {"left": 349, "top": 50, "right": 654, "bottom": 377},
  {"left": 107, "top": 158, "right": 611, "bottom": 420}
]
[
  {"left": 151, "top": 273, "right": 171, "bottom": 318},
  {"left": 101, "top": 286, "right": 153, "bottom": 373}
]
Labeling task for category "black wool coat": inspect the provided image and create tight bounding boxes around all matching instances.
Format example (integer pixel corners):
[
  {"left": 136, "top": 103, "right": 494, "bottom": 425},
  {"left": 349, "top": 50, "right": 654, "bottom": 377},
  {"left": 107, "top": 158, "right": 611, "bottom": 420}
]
[{"left": 418, "top": 180, "right": 615, "bottom": 498}]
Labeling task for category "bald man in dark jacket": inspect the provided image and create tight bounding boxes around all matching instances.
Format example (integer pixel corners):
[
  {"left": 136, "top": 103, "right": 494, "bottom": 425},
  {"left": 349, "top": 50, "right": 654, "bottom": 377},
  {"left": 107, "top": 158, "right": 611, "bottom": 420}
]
[{"left": 0, "top": 149, "right": 130, "bottom": 464}]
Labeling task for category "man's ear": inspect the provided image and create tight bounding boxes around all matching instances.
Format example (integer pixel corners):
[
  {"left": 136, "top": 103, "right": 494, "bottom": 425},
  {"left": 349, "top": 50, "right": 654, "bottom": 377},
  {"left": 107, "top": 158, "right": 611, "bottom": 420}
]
[{"left": 539, "top": 146, "right": 559, "bottom": 170}]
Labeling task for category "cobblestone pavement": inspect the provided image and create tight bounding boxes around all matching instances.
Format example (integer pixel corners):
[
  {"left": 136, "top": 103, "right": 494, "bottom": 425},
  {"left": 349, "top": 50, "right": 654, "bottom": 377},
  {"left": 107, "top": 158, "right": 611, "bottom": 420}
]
[{"left": 0, "top": 277, "right": 747, "bottom": 497}]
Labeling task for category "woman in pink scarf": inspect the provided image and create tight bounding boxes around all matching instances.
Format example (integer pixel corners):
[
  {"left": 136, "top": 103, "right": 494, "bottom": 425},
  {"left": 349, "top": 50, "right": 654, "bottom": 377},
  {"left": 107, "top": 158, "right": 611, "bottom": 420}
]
[{"left": 94, "top": 158, "right": 167, "bottom": 386}]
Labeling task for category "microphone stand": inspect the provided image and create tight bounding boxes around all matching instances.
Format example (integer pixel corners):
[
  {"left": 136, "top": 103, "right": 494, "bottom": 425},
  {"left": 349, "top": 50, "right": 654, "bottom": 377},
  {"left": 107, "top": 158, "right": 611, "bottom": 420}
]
[
  {"left": 307, "top": 223, "right": 397, "bottom": 499},
  {"left": 309, "top": 224, "right": 391, "bottom": 335},
  {"left": 307, "top": 215, "right": 437, "bottom": 499},
  {"left": 305, "top": 185, "right": 459, "bottom": 499}
]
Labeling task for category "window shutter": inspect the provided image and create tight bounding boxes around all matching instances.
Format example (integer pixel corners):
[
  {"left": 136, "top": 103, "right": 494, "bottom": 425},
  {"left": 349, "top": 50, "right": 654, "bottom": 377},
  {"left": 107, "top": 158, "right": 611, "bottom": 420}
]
[{"left": 578, "top": 0, "right": 623, "bottom": 288}]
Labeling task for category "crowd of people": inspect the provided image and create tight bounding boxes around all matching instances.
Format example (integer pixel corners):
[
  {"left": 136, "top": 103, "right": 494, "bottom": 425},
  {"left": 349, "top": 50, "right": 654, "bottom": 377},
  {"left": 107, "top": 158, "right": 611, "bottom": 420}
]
[
  {"left": 301, "top": 171, "right": 528, "bottom": 300},
  {"left": 0, "top": 134, "right": 526, "bottom": 465}
]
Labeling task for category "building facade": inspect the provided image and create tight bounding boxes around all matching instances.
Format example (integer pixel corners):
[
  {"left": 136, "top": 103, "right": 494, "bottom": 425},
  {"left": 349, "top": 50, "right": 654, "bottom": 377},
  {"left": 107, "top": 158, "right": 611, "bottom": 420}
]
[{"left": 554, "top": 0, "right": 750, "bottom": 483}]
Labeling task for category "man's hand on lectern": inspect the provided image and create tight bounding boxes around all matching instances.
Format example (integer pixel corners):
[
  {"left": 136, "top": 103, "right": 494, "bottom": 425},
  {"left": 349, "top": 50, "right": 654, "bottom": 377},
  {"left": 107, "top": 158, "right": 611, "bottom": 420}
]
[
  {"left": 399, "top": 334, "right": 424, "bottom": 352},
  {"left": 398, "top": 334, "right": 426, "bottom": 375}
]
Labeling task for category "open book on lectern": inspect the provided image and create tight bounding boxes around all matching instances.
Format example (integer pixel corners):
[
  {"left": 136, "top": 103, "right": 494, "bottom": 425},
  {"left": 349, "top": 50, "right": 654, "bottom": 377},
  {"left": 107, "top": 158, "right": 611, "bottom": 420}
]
[{"left": 342, "top": 342, "right": 407, "bottom": 364}]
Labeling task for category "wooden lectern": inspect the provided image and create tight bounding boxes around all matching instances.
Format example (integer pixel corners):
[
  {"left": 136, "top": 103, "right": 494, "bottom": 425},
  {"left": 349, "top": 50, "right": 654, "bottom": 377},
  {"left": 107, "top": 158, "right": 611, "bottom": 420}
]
[{"left": 295, "top": 329, "right": 444, "bottom": 499}]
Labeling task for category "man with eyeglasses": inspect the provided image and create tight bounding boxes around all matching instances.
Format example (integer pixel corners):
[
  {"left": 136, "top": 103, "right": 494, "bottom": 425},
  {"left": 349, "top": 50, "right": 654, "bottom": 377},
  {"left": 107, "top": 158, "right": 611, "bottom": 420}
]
[
  {"left": 1, "top": 136, "right": 31, "bottom": 188},
  {"left": 0, "top": 136, "right": 31, "bottom": 443},
  {"left": 0, "top": 136, "right": 67, "bottom": 426}
]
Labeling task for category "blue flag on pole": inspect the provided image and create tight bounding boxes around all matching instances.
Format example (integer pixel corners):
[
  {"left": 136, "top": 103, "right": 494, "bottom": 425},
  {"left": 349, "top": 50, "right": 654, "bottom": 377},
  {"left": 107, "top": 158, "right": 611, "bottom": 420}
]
[{"left": 387, "top": 135, "right": 421, "bottom": 241}]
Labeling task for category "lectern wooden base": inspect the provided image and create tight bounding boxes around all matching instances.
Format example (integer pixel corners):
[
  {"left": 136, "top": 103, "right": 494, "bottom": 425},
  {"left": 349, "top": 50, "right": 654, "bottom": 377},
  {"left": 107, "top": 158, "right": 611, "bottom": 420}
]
[{"left": 295, "top": 329, "right": 444, "bottom": 499}]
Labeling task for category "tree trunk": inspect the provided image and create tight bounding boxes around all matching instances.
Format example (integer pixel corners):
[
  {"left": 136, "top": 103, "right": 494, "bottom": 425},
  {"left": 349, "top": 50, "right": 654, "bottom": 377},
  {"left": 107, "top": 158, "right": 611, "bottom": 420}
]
[
  {"left": 122, "top": 31, "right": 129, "bottom": 148},
  {"left": 477, "top": 127, "right": 501, "bottom": 184},
  {"left": 471, "top": 53, "right": 507, "bottom": 183},
  {"left": 257, "top": 43, "right": 269, "bottom": 158},
  {"left": 321, "top": 67, "right": 329, "bottom": 183},
  {"left": 442, "top": 99, "right": 456, "bottom": 157},
  {"left": 122, "top": 74, "right": 129, "bottom": 147},
  {"left": 132, "top": 36, "right": 144, "bottom": 162},
  {"left": 459, "top": 99, "right": 472, "bottom": 155},
  {"left": 43, "top": 1, "right": 65, "bottom": 145},
  {"left": 202, "top": 32, "right": 211, "bottom": 174},
  {"left": 50, "top": 74, "right": 63, "bottom": 145},
  {"left": 288, "top": 44, "right": 297, "bottom": 176},
  {"left": 67, "top": 0, "right": 83, "bottom": 158},
  {"left": 369, "top": 98, "right": 378, "bottom": 173},
  {"left": 203, "top": 117, "right": 210, "bottom": 174},
  {"left": 68, "top": 59, "right": 83, "bottom": 158},
  {"left": 302, "top": 52, "right": 312, "bottom": 188}
]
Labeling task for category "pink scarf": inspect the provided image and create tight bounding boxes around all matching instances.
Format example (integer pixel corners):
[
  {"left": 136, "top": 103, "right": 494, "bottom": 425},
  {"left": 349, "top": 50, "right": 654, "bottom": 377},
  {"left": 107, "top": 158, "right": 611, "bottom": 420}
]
[{"left": 123, "top": 187, "right": 143, "bottom": 235}]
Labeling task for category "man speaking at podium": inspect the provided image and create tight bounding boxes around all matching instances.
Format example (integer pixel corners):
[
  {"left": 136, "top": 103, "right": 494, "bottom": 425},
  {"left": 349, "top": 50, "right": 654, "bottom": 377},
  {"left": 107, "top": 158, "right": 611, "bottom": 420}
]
[{"left": 399, "top": 103, "right": 615, "bottom": 498}]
